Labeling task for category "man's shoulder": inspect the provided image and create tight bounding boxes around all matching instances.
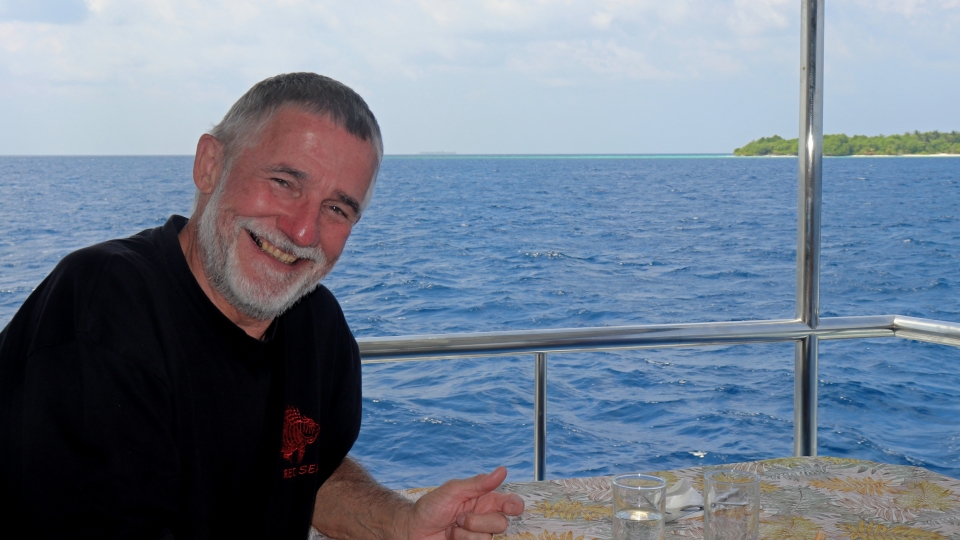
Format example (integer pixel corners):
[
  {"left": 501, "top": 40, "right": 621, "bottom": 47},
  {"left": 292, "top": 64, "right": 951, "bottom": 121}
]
[
  {"left": 3, "top": 224, "right": 176, "bottom": 354},
  {"left": 55, "top": 218, "right": 186, "bottom": 294},
  {"left": 60, "top": 224, "right": 167, "bottom": 275},
  {"left": 36, "top": 230, "right": 165, "bottom": 310}
]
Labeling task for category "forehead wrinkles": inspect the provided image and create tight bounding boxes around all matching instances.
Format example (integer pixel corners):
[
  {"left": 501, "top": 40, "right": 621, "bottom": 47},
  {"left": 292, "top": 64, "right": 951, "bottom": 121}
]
[{"left": 232, "top": 110, "right": 340, "bottom": 174}]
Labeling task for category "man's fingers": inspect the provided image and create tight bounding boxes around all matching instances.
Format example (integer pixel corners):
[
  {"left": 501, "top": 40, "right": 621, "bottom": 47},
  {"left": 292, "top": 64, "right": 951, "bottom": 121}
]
[
  {"left": 456, "top": 511, "right": 509, "bottom": 534},
  {"left": 473, "top": 492, "right": 525, "bottom": 516},
  {"left": 440, "top": 466, "right": 509, "bottom": 503},
  {"left": 450, "top": 466, "right": 507, "bottom": 499},
  {"left": 446, "top": 511, "right": 510, "bottom": 540},
  {"left": 501, "top": 494, "right": 524, "bottom": 516},
  {"left": 476, "top": 466, "right": 508, "bottom": 493},
  {"left": 446, "top": 526, "right": 495, "bottom": 540}
]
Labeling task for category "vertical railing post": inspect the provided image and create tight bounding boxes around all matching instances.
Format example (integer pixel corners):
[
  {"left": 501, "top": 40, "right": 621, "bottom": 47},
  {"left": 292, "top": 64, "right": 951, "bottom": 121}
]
[
  {"left": 534, "top": 352, "right": 547, "bottom": 480},
  {"left": 795, "top": 0, "right": 824, "bottom": 457}
]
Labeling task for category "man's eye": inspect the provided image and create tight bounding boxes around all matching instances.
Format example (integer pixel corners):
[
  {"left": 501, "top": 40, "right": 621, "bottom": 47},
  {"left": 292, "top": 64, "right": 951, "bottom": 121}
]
[
  {"left": 272, "top": 178, "right": 290, "bottom": 188},
  {"left": 326, "top": 204, "right": 355, "bottom": 223}
]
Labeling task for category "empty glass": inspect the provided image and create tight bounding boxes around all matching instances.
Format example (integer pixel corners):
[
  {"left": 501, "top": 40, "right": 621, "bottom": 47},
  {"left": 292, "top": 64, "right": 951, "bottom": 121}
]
[{"left": 703, "top": 470, "right": 760, "bottom": 540}]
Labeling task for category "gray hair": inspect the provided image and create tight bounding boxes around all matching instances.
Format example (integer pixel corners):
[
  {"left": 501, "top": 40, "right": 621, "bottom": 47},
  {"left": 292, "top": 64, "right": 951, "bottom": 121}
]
[{"left": 198, "top": 72, "right": 383, "bottom": 212}]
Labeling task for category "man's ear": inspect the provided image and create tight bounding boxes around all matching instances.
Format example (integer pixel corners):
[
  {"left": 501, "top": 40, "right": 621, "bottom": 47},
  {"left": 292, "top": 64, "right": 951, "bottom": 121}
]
[{"left": 193, "top": 134, "right": 224, "bottom": 195}]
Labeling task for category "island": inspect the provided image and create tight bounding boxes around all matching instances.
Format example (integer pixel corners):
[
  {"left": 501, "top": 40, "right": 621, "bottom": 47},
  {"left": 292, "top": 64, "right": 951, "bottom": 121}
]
[{"left": 734, "top": 131, "right": 960, "bottom": 156}]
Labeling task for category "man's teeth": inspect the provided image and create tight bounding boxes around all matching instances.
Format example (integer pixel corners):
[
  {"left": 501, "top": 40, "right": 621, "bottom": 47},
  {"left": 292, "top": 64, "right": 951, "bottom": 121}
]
[{"left": 250, "top": 232, "right": 298, "bottom": 264}]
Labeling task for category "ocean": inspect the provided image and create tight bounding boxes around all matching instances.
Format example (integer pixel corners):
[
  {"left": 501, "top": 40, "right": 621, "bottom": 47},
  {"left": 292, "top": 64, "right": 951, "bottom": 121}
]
[{"left": 1, "top": 155, "right": 959, "bottom": 488}]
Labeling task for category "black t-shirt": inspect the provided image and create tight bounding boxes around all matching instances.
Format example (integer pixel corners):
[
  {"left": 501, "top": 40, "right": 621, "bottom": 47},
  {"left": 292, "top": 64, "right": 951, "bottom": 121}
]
[{"left": 0, "top": 215, "right": 362, "bottom": 539}]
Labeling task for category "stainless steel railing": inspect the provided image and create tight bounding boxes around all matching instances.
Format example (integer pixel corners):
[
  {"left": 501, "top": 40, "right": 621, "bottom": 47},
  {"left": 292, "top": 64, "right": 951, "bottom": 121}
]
[
  {"left": 355, "top": 0, "right": 958, "bottom": 481},
  {"left": 357, "top": 315, "right": 960, "bottom": 480},
  {"left": 358, "top": 315, "right": 960, "bottom": 362}
]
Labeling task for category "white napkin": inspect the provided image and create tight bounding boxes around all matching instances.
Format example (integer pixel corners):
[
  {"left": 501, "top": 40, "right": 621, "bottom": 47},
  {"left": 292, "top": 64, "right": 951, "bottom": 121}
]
[{"left": 663, "top": 478, "right": 704, "bottom": 522}]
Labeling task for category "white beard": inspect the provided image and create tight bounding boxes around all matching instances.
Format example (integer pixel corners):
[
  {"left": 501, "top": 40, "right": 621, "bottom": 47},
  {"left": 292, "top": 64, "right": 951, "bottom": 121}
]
[{"left": 195, "top": 181, "right": 334, "bottom": 321}]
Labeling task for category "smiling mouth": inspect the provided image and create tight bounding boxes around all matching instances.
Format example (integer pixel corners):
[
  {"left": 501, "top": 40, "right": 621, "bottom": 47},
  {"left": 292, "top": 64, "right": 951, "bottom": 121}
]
[{"left": 249, "top": 231, "right": 298, "bottom": 265}]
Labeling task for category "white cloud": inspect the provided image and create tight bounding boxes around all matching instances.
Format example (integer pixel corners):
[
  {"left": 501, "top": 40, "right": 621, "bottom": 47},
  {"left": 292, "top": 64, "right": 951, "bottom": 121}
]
[
  {"left": 854, "top": 0, "right": 959, "bottom": 16},
  {"left": 85, "top": 0, "right": 109, "bottom": 15},
  {"left": 0, "top": 24, "right": 25, "bottom": 51},
  {"left": 727, "top": 0, "right": 790, "bottom": 36},
  {"left": 590, "top": 11, "right": 613, "bottom": 30},
  {"left": 479, "top": 0, "right": 539, "bottom": 20},
  {"left": 509, "top": 39, "right": 670, "bottom": 80},
  {"left": 0, "top": 0, "right": 957, "bottom": 154},
  {"left": 0, "top": 0, "right": 798, "bottom": 90}
]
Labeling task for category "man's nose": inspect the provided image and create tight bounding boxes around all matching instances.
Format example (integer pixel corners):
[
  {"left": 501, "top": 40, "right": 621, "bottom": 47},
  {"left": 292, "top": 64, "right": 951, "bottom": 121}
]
[{"left": 276, "top": 201, "right": 322, "bottom": 248}]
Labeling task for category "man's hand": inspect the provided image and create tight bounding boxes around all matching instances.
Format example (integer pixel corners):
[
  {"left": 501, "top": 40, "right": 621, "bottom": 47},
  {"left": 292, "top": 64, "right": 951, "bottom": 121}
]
[
  {"left": 402, "top": 466, "right": 525, "bottom": 540},
  {"left": 313, "top": 458, "right": 524, "bottom": 540}
]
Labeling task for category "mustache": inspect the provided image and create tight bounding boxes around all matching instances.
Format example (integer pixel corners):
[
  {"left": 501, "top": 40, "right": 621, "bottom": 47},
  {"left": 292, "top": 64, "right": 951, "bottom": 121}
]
[{"left": 237, "top": 218, "right": 328, "bottom": 265}]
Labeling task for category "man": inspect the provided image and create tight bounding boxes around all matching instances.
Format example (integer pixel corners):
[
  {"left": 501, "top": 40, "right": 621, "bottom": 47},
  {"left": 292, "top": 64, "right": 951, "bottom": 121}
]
[{"left": 0, "top": 73, "right": 523, "bottom": 538}]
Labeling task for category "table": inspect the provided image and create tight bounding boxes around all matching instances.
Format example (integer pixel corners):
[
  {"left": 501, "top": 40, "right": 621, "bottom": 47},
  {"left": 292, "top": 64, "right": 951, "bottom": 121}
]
[{"left": 395, "top": 457, "right": 960, "bottom": 540}]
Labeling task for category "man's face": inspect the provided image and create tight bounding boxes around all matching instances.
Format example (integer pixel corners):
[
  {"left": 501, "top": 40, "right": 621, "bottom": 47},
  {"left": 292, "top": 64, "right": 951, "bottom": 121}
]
[{"left": 196, "top": 107, "right": 378, "bottom": 321}]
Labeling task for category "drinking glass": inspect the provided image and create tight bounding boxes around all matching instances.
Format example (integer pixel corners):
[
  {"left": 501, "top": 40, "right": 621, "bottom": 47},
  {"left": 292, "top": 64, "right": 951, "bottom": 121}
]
[
  {"left": 703, "top": 470, "right": 760, "bottom": 540},
  {"left": 612, "top": 474, "right": 667, "bottom": 540}
]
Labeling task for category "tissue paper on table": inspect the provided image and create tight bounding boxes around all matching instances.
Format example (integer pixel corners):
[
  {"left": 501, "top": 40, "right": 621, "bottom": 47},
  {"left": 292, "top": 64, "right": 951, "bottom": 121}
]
[{"left": 663, "top": 478, "right": 704, "bottom": 522}]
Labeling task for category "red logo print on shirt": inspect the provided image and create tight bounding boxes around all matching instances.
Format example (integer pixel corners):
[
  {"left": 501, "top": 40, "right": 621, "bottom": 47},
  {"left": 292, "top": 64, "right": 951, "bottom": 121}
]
[{"left": 280, "top": 406, "right": 320, "bottom": 464}]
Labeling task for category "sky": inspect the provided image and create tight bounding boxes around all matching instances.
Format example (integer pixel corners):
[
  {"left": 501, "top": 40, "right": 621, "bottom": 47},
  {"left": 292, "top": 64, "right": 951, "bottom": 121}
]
[{"left": 0, "top": 0, "right": 958, "bottom": 155}]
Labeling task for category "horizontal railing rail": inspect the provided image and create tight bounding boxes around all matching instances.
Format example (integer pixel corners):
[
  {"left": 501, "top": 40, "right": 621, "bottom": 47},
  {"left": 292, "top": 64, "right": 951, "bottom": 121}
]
[
  {"left": 356, "top": 315, "right": 960, "bottom": 480},
  {"left": 356, "top": 315, "right": 960, "bottom": 362},
  {"left": 892, "top": 316, "right": 960, "bottom": 347}
]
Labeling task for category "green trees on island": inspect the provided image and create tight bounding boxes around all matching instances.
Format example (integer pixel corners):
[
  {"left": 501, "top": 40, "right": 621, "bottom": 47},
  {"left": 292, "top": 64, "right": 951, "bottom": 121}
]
[{"left": 734, "top": 131, "right": 960, "bottom": 156}]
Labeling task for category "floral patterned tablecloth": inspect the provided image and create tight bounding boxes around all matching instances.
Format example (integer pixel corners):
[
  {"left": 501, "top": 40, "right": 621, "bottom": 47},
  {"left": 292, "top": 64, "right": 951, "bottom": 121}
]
[{"left": 397, "top": 457, "right": 960, "bottom": 540}]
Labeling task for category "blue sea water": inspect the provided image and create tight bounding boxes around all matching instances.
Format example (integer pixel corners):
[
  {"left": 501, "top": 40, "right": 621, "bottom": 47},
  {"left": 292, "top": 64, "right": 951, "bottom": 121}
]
[{"left": 1, "top": 155, "right": 959, "bottom": 488}]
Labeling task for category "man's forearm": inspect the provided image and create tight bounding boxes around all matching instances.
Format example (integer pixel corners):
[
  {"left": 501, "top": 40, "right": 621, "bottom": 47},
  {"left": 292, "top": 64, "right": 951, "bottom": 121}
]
[{"left": 313, "top": 457, "right": 412, "bottom": 540}]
